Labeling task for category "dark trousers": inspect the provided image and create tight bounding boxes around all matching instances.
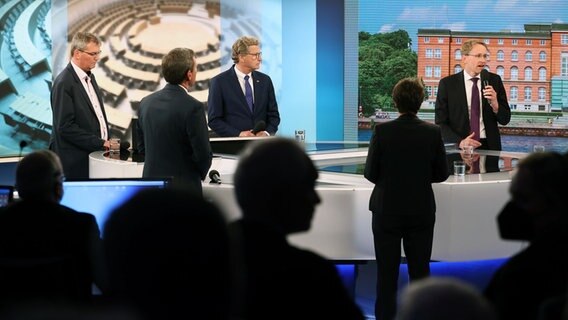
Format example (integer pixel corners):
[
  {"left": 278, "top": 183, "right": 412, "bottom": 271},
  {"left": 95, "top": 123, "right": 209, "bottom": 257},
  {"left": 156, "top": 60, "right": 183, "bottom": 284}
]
[{"left": 372, "top": 212, "right": 435, "bottom": 320}]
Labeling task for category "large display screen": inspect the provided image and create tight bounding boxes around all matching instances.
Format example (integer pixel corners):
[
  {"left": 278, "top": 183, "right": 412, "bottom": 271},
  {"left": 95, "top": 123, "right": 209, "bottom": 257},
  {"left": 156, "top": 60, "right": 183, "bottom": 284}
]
[
  {"left": 0, "top": 0, "right": 566, "bottom": 159},
  {"left": 60, "top": 178, "right": 171, "bottom": 235}
]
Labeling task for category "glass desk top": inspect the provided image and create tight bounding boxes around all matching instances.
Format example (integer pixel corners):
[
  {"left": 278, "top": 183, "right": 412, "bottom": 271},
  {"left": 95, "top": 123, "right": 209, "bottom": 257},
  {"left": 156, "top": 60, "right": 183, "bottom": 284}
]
[{"left": 318, "top": 151, "right": 520, "bottom": 176}]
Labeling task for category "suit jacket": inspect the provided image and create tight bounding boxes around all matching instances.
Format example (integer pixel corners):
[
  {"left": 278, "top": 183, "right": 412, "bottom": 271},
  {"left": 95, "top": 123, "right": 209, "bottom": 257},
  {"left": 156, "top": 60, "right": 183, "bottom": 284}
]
[
  {"left": 207, "top": 65, "right": 280, "bottom": 137},
  {"left": 228, "top": 218, "right": 365, "bottom": 320},
  {"left": 50, "top": 63, "right": 109, "bottom": 179},
  {"left": 484, "top": 222, "right": 568, "bottom": 320},
  {"left": 435, "top": 70, "right": 511, "bottom": 150},
  {"left": 364, "top": 114, "right": 449, "bottom": 215},
  {"left": 137, "top": 83, "right": 212, "bottom": 194},
  {"left": 0, "top": 200, "right": 106, "bottom": 301}
]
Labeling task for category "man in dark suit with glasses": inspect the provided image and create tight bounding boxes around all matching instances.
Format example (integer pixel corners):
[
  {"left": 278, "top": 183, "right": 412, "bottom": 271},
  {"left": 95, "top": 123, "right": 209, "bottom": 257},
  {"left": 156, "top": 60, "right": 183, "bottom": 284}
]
[{"left": 435, "top": 39, "right": 510, "bottom": 151}]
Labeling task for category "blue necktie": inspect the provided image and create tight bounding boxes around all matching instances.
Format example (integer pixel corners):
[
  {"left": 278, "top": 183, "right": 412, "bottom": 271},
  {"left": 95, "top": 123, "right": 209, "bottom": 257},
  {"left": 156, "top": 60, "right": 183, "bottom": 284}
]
[
  {"left": 244, "top": 75, "right": 253, "bottom": 112},
  {"left": 470, "top": 77, "right": 480, "bottom": 141}
]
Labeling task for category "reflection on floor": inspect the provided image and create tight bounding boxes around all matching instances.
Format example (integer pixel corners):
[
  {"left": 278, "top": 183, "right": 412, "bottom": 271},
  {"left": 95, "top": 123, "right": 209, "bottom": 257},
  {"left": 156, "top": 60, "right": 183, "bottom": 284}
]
[{"left": 338, "top": 258, "right": 507, "bottom": 319}]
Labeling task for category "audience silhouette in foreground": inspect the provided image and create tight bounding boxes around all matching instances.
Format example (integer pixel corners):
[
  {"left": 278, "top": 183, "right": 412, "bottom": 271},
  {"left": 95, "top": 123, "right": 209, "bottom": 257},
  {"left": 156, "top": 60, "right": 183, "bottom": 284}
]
[
  {"left": 103, "top": 188, "right": 231, "bottom": 320},
  {"left": 395, "top": 277, "right": 497, "bottom": 320},
  {"left": 484, "top": 151, "right": 568, "bottom": 320},
  {"left": 229, "top": 137, "right": 365, "bottom": 320},
  {"left": 0, "top": 150, "right": 106, "bottom": 309}
]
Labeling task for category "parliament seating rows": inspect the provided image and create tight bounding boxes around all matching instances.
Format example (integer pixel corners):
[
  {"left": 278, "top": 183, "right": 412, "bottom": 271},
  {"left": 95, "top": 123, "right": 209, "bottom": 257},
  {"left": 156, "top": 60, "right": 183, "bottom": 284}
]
[
  {"left": 10, "top": 0, "right": 51, "bottom": 78},
  {"left": 158, "top": 0, "right": 192, "bottom": 14},
  {"left": 64, "top": 0, "right": 264, "bottom": 121}
]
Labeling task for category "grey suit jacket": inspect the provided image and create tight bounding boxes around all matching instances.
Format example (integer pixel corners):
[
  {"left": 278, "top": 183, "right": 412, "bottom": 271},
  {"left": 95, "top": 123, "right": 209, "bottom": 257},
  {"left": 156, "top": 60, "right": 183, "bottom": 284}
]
[{"left": 50, "top": 63, "right": 108, "bottom": 179}]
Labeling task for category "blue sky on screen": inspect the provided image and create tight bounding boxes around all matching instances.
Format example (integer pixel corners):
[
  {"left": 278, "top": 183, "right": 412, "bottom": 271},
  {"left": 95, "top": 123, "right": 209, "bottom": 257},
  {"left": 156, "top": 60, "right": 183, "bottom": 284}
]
[{"left": 359, "top": 0, "right": 568, "bottom": 51}]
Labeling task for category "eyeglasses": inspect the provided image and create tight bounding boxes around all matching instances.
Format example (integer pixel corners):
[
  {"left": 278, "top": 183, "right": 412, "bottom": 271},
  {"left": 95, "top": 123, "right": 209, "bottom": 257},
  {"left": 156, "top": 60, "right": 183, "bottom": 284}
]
[
  {"left": 79, "top": 49, "right": 102, "bottom": 57},
  {"left": 466, "top": 53, "right": 490, "bottom": 60},
  {"left": 54, "top": 172, "right": 66, "bottom": 183},
  {"left": 246, "top": 52, "right": 262, "bottom": 59}
]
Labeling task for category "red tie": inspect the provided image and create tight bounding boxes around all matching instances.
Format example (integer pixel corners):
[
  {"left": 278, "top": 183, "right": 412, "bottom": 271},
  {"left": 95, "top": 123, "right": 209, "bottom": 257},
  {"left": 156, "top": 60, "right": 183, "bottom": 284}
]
[{"left": 470, "top": 77, "right": 480, "bottom": 141}]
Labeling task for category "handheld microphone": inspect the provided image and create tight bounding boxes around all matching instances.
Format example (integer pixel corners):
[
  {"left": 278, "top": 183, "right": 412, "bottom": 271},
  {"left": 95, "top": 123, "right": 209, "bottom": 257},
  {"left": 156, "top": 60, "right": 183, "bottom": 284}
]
[
  {"left": 480, "top": 69, "right": 491, "bottom": 105},
  {"left": 120, "top": 141, "right": 131, "bottom": 151},
  {"left": 251, "top": 120, "right": 266, "bottom": 134},
  {"left": 481, "top": 69, "right": 490, "bottom": 88},
  {"left": 208, "top": 170, "right": 221, "bottom": 184},
  {"left": 119, "top": 149, "right": 131, "bottom": 161}
]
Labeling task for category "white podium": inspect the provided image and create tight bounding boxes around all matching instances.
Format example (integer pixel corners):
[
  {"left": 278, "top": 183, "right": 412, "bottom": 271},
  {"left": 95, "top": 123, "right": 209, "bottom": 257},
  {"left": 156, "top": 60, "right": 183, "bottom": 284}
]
[{"left": 89, "top": 146, "right": 527, "bottom": 262}]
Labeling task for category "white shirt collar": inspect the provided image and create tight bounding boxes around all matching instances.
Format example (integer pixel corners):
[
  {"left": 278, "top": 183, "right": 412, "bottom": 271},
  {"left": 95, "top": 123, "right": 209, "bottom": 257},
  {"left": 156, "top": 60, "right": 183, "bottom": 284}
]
[
  {"left": 464, "top": 70, "right": 479, "bottom": 82},
  {"left": 234, "top": 66, "right": 251, "bottom": 80},
  {"left": 71, "top": 61, "right": 90, "bottom": 81}
]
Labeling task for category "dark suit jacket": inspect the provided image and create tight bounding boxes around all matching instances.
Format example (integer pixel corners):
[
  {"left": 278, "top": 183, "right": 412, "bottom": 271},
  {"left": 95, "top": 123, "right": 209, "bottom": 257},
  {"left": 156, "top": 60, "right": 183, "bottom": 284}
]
[
  {"left": 50, "top": 63, "right": 109, "bottom": 179},
  {"left": 137, "top": 84, "right": 212, "bottom": 193},
  {"left": 435, "top": 70, "right": 511, "bottom": 150},
  {"left": 207, "top": 65, "right": 280, "bottom": 137},
  {"left": 228, "top": 219, "right": 365, "bottom": 320},
  {"left": 484, "top": 222, "right": 568, "bottom": 320},
  {"left": 364, "top": 114, "right": 449, "bottom": 215},
  {"left": 0, "top": 200, "right": 106, "bottom": 301}
]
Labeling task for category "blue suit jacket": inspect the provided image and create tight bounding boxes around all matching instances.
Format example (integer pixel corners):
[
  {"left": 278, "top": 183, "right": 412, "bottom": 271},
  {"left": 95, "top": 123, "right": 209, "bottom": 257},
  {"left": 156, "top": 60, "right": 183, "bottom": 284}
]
[
  {"left": 207, "top": 65, "right": 280, "bottom": 137},
  {"left": 50, "top": 63, "right": 109, "bottom": 179},
  {"left": 137, "top": 84, "right": 212, "bottom": 194}
]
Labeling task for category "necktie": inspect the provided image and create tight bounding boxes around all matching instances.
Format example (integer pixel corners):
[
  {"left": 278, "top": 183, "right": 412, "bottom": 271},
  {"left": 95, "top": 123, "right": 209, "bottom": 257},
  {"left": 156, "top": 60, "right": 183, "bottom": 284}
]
[
  {"left": 244, "top": 75, "right": 253, "bottom": 112},
  {"left": 84, "top": 74, "right": 108, "bottom": 140},
  {"left": 470, "top": 77, "right": 480, "bottom": 141}
]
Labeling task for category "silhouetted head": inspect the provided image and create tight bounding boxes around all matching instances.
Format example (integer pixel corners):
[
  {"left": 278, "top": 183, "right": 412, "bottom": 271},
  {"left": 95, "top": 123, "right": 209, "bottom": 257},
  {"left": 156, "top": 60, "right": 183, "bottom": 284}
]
[
  {"left": 396, "top": 277, "right": 497, "bottom": 320},
  {"left": 103, "top": 188, "right": 231, "bottom": 320},
  {"left": 16, "top": 150, "right": 65, "bottom": 202},
  {"left": 233, "top": 138, "right": 321, "bottom": 234},
  {"left": 499, "top": 151, "right": 568, "bottom": 240},
  {"left": 510, "top": 151, "right": 568, "bottom": 216}
]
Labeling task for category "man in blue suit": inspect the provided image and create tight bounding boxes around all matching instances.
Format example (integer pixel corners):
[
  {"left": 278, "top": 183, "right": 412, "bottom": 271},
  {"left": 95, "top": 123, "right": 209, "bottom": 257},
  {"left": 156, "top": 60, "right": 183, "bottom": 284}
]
[
  {"left": 50, "top": 32, "right": 117, "bottom": 179},
  {"left": 207, "top": 36, "right": 280, "bottom": 137}
]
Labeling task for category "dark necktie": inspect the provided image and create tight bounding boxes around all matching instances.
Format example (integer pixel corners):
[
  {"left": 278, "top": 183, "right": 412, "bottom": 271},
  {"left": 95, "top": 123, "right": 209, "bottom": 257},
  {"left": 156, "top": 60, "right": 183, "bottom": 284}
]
[
  {"left": 470, "top": 77, "right": 480, "bottom": 141},
  {"left": 244, "top": 75, "right": 253, "bottom": 112}
]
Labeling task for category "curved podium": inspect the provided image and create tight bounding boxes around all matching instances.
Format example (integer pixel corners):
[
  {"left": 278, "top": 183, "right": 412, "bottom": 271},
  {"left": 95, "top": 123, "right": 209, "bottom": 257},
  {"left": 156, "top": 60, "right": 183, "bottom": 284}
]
[
  {"left": 89, "top": 142, "right": 528, "bottom": 262},
  {"left": 89, "top": 150, "right": 144, "bottom": 178}
]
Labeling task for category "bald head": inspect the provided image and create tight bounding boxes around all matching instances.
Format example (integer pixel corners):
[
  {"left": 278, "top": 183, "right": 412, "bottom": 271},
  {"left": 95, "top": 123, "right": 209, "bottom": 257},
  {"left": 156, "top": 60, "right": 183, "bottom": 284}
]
[
  {"left": 16, "top": 150, "right": 65, "bottom": 202},
  {"left": 397, "top": 277, "right": 496, "bottom": 320}
]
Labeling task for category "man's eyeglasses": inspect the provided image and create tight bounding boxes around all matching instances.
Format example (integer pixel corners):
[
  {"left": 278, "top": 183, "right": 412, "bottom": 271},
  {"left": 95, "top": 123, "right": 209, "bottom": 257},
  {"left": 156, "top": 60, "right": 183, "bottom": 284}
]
[
  {"left": 79, "top": 49, "right": 102, "bottom": 57},
  {"left": 54, "top": 172, "right": 66, "bottom": 183},
  {"left": 246, "top": 52, "right": 262, "bottom": 59},
  {"left": 466, "top": 53, "right": 490, "bottom": 60}
]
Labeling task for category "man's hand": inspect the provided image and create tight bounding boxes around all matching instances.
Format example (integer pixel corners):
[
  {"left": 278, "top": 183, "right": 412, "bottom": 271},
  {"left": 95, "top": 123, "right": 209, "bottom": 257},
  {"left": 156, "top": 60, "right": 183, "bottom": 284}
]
[
  {"left": 254, "top": 131, "right": 269, "bottom": 137},
  {"left": 482, "top": 84, "right": 499, "bottom": 113},
  {"left": 239, "top": 130, "right": 256, "bottom": 137},
  {"left": 459, "top": 132, "right": 482, "bottom": 149}
]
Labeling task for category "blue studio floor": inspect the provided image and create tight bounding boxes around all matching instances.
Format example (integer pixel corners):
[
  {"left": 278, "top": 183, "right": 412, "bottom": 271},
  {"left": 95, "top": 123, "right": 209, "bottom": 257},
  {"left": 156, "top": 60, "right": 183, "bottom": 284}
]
[{"left": 337, "top": 258, "right": 507, "bottom": 319}]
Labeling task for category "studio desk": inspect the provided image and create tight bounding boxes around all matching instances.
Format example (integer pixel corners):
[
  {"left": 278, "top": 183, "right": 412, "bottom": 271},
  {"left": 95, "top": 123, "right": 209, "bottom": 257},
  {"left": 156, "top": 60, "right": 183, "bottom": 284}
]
[{"left": 90, "top": 139, "right": 528, "bottom": 263}]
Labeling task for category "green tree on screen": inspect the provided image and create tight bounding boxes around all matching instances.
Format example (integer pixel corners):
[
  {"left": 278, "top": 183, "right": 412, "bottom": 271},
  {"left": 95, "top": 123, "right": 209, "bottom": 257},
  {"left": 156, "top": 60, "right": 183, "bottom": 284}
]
[{"left": 359, "top": 30, "right": 417, "bottom": 115}]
